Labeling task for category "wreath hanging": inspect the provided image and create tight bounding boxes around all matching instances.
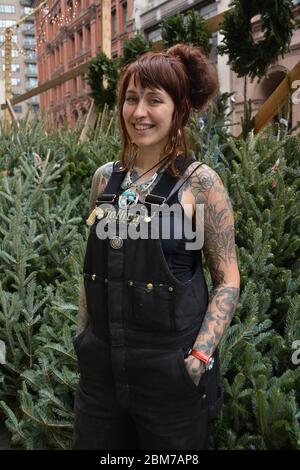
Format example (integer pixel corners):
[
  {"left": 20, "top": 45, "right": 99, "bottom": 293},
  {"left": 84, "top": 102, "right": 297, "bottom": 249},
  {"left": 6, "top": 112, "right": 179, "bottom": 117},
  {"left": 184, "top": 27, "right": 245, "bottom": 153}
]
[
  {"left": 217, "top": 0, "right": 295, "bottom": 80},
  {"left": 86, "top": 52, "right": 119, "bottom": 110}
]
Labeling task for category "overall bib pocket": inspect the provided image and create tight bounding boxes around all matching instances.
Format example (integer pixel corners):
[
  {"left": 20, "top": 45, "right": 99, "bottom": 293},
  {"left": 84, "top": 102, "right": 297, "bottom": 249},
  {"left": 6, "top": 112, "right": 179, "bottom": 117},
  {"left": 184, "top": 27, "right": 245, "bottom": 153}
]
[{"left": 127, "top": 280, "right": 175, "bottom": 332}]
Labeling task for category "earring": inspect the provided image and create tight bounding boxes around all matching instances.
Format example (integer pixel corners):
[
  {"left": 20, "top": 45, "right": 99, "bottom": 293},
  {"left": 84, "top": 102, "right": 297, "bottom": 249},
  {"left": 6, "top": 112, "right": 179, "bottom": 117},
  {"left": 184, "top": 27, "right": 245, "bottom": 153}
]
[
  {"left": 161, "top": 128, "right": 184, "bottom": 160},
  {"left": 173, "top": 129, "right": 184, "bottom": 157}
]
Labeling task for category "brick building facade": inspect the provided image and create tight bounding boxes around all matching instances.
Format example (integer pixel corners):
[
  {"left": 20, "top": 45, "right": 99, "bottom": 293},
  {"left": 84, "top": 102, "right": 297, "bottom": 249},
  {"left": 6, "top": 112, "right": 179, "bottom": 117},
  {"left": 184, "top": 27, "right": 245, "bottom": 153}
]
[
  {"left": 0, "top": 0, "right": 38, "bottom": 120},
  {"left": 34, "top": 0, "right": 133, "bottom": 127},
  {"left": 33, "top": 0, "right": 300, "bottom": 132}
]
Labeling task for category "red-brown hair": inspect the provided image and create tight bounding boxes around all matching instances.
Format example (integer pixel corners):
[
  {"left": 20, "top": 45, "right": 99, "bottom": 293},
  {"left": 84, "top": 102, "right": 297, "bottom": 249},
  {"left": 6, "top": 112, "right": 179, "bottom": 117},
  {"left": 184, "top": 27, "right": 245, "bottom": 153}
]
[{"left": 117, "top": 43, "right": 219, "bottom": 177}]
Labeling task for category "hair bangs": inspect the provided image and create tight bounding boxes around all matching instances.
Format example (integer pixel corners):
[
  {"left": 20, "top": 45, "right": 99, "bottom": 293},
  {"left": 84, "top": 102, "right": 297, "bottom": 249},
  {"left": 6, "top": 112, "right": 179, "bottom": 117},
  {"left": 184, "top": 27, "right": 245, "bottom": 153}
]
[{"left": 130, "top": 56, "right": 184, "bottom": 101}]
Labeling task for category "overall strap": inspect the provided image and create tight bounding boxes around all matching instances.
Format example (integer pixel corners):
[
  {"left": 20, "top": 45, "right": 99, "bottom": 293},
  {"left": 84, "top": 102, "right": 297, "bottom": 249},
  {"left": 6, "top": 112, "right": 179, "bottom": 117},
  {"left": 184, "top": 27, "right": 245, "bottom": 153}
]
[
  {"left": 166, "top": 161, "right": 206, "bottom": 203},
  {"left": 95, "top": 156, "right": 202, "bottom": 207},
  {"left": 143, "top": 156, "right": 198, "bottom": 212},
  {"left": 96, "top": 161, "right": 126, "bottom": 204}
]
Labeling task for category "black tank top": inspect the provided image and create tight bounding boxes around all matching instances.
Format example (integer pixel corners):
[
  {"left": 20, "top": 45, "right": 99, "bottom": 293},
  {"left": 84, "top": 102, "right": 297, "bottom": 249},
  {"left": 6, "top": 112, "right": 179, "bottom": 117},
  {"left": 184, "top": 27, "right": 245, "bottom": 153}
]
[{"left": 159, "top": 189, "right": 198, "bottom": 283}]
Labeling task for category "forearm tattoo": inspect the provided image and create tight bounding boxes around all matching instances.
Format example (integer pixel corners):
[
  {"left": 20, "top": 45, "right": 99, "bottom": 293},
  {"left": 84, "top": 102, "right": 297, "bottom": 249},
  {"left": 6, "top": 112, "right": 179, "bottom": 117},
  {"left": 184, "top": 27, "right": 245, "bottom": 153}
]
[
  {"left": 193, "top": 285, "right": 240, "bottom": 356},
  {"left": 176, "top": 163, "right": 240, "bottom": 355}
]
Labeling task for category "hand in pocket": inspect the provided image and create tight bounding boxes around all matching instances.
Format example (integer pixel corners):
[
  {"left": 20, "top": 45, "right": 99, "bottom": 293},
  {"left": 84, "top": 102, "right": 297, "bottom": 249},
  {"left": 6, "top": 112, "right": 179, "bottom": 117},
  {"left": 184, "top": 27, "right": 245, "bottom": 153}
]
[{"left": 183, "top": 354, "right": 205, "bottom": 386}]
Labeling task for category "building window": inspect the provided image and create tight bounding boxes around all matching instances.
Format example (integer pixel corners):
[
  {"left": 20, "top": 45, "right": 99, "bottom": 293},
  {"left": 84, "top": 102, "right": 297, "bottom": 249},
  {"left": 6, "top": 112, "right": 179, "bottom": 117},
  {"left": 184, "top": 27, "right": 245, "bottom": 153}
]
[
  {"left": 51, "top": 50, "right": 55, "bottom": 70},
  {"left": 23, "top": 36, "right": 36, "bottom": 47},
  {"left": 31, "top": 105, "right": 39, "bottom": 113},
  {"left": 26, "top": 78, "right": 38, "bottom": 89},
  {"left": 78, "top": 29, "right": 83, "bottom": 52},
  {"left": 2, "top": 64, "right": 20, "bottom": 72},
  {"left": 0, "top": 19, "right": 15, "bottom": 27},
  {"left": 26, "top": 50, "right": 36, "bottom": 60},
  {"left": 147, "top": 28, "right": 161, "bottom": 42},
  {"left": 111, "top": 9, "right": 117, "bottom": 36},
  {"left": 23, "top": 21, "right": 34, "bottom": 32},
  {"left": 0, "top": 35, "right": 17, "bottom": 43},
  {"left": 49, "top": 16, "right": 54, "bottom": 35},
  {"left": 0, "top": 5, "right": 16, "bottom": 14},
  {"left": 27, "top": 63, "right": 37, "bottom": 74},
  {"left": 13, "top": 105, "right": 22, "bottom": 113},
  {"left": 1, "top": 49, "right": 18, "bottom": 57},
  {"left": 70, "top": 34, "right": 75, "bottom": 56},
  {"left": 23, "top": 7, "right": 33, "bottom": 15},
  {"left": 122, "top": 2, "right": 127, "bottom": 31},
  {"left": 12, "top": 78, "right": 21, "bottom": 86},
  {"left": 67, "top": 0, "right": 73, "bottom": 18},
  {"left": 86, "top": 25, "right": 91, "bottom": 48},
  {"left": 60, "top": 44, "right": 63, "bottom": 64},
  {"left": 81, "top": 73, "right": 85, "bottom": 90},
  {"left": 0, "top": 5, "right": 16, "bottom": 13}
]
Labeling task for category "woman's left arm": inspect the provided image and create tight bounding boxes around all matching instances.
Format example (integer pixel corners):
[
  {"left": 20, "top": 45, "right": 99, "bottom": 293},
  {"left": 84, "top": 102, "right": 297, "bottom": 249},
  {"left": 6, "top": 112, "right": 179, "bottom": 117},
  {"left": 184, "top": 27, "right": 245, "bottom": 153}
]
[{"left": 185, "top": 164, "right": 240, "bottom": 383}]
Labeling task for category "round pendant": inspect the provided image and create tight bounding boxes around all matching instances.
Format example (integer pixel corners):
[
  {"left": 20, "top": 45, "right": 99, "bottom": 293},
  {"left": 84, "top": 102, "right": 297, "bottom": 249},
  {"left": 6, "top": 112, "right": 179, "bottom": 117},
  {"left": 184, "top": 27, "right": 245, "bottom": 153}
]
[
  {"left": 110, "top": 235, "right": 123, "bottom": 249},
  {"left": 144, "top": 215, "right": 152, "bottom": 223},
  {"left": 118, "top": 189, "right": 139, "bottom": 209}
]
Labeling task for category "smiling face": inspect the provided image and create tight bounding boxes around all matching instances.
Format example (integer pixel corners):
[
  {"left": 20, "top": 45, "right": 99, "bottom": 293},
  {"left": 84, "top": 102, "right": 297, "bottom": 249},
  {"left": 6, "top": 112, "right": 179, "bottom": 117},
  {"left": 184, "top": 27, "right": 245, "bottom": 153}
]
[{"left": 122, "top": 75, "right": 175, "bottom": 156}]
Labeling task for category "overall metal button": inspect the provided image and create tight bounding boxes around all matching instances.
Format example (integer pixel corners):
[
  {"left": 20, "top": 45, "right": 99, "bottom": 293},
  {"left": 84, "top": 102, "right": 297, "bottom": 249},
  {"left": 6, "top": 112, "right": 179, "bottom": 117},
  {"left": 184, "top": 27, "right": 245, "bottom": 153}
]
[{"left": 110, "top": 235, "right": 123, "bottom": 249}]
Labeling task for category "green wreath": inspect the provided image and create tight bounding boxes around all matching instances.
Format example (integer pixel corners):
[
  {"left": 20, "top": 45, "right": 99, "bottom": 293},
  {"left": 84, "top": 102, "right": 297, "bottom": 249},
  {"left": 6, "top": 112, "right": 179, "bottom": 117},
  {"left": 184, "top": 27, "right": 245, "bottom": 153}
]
[
  {"left": 87, "top": 52, "right": 119, "bottom": 110},
  {"left": 218, "top": 0, "right": 295, "bottom": 79}
]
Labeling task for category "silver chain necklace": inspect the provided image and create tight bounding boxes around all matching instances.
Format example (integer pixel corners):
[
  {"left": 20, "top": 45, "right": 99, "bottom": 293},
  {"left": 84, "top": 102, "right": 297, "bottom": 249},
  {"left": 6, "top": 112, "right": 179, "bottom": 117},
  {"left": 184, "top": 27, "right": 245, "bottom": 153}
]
[
  {"left": 121, "top": 170, "right": 158, "bottom": 193},
  {"left": 118, "top": 156, "right": 170, "bottom": 210}
]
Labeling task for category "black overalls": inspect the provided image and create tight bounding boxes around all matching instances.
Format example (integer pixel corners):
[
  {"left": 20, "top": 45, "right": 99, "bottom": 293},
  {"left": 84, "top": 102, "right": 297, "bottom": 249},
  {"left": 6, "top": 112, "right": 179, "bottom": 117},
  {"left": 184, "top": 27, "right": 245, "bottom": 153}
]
[{"left": 73, "top": 156, "right": 223, "bottom": 450}]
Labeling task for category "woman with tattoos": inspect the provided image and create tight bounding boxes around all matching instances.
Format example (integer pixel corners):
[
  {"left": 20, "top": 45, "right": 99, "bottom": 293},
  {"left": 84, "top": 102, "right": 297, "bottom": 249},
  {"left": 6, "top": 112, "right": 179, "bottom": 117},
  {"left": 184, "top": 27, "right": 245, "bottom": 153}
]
[{"left": 72, "top": 43, "right": 240, "bottom": 450}]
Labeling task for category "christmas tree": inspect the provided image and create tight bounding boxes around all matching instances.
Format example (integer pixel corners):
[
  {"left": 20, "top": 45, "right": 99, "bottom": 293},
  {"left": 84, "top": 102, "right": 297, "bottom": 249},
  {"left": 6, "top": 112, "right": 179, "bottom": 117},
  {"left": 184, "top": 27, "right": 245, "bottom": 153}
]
[{"left": 0, "top": 111, "right": 299, "bottom": 449}]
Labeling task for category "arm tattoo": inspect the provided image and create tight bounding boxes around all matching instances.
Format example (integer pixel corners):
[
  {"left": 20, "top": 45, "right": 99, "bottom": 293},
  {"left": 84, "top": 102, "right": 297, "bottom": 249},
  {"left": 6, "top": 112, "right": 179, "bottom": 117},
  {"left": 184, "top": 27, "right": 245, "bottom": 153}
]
[
  {"left": 88, "top": 162, "right": 114, "bottom": 213},
  {"left": 76, "top": 162, "right": 114, "bottom": 335},
  {"left": 176, "top": 163, "right": 240, "bottom": 355},
  {"left": 193, "top": 285, "right": 240, "bottom": 356},
  {"left": 188, "top": 165, "right": 237, "bottom": 285}
]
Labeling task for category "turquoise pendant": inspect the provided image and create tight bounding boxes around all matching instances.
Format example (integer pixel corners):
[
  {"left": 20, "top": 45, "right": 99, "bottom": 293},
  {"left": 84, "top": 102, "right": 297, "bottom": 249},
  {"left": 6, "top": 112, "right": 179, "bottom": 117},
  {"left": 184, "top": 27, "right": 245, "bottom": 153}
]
[{"left": 118, "top": 188, "right": 139, "bottom": 209}]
